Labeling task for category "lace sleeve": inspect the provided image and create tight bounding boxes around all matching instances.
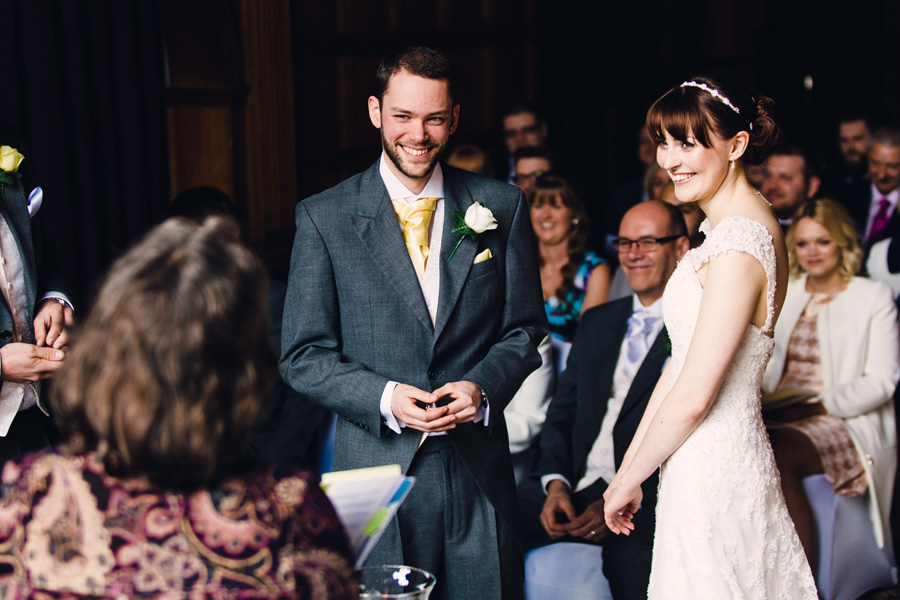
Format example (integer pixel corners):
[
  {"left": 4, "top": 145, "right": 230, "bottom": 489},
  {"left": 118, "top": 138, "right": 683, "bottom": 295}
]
[{"left": 694, "top": 217, "right": 777, "bottom": 332}]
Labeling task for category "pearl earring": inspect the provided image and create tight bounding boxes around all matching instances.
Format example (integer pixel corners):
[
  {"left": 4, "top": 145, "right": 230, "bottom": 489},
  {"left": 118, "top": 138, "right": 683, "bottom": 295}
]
[
  {"left": 730, "top": 160, "right": 735, "bottom": 172},
  {"left": 572, "top": 218, "right": 579, "bottom": 225}
]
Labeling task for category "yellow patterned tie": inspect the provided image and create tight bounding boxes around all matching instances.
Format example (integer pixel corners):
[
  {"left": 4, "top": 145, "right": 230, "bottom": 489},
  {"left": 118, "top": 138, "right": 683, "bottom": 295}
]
[{"left": 392, "top": 197, "right": 438, "bottom": 279}]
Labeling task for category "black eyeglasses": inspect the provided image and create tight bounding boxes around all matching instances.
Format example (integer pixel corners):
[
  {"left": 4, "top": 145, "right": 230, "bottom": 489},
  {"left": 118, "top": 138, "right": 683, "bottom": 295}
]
[
  {"left": 504, "top": 125, "right": 542, "bottom": 139},
  {"left": 613, "top": 235, "right": 681, "bottom": 253},
  {"left": 513, "top": 171, "right": 546, "bottom": 185}
]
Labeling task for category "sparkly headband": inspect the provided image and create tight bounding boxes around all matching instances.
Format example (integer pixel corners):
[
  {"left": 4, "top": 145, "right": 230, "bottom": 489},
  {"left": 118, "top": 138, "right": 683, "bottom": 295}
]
[{"left": 680, "top": 81, "right": 753, "bottom": 131}]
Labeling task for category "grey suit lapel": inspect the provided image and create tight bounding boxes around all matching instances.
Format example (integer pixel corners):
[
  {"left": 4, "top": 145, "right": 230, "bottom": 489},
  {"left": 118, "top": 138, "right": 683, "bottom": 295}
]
[
  {"left": 434, "top": 171, "right": 477, "bottom": 339},
  {"left": 351, "top": 164, "right": 433, "bottom": 333}
]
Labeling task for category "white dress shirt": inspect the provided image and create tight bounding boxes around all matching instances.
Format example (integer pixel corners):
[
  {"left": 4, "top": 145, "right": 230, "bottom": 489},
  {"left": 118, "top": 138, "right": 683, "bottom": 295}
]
[
  {"left": 542, "top": 295, "right": 664, "bottom": 493},
  {"left": 376, "top": 156, "right": 486, "bottom": 435}
]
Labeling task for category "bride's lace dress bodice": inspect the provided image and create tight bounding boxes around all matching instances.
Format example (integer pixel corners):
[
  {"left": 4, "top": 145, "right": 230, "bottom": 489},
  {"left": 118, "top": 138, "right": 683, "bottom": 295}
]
[{"left": 649, "top": 217, "right": 817, "bottom": 599}]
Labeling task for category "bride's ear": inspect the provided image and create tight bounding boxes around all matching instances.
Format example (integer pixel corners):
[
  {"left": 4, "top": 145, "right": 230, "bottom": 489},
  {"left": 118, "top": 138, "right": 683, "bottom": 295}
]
[{"left": 728, "top": 131, "right": 750, "bottom": 162}]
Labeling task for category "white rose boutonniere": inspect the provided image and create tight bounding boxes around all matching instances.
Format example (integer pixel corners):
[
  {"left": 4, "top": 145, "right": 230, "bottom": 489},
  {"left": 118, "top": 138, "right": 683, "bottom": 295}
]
[
  {"left": 0, "top": 146, "right": 24, "bottom": 186},
  {"left": 447, "top": 202, "right": 498, "bottom": 262}
]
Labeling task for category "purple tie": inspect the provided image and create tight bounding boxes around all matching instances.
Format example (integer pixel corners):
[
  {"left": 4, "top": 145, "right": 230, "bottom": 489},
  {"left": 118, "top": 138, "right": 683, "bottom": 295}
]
[{"left": 869, "top": 197, "right": 892, "bottom": 245}]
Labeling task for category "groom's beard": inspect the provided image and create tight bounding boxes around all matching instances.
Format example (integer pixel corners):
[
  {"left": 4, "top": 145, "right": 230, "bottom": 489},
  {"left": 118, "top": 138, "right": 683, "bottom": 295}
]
[{"left": 381, "top": 130, "right": 442, "bottom": 183}]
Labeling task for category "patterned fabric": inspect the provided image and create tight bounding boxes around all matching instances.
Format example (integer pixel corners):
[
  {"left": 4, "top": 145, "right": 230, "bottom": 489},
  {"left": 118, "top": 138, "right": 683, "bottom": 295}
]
[
  {"left": 652, "top": 217, "right": 817, "bottom": 599},
  {"left": 0, "top": 450, "right": 357, "bottom": 599},
  {"left": 776, "top": 312, "right": 827, "bottom": 392},
  {"left": 544, "top": 251, "right": 606, "bottom": 342},
  {"left": 771, "top": 293, "right": 868, "bottom": 497}
]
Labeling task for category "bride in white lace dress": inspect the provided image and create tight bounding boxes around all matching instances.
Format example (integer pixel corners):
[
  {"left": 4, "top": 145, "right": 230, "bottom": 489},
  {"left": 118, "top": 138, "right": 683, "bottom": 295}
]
[{"left": 603, "top": 75, "right": 818, "bottom": 599}]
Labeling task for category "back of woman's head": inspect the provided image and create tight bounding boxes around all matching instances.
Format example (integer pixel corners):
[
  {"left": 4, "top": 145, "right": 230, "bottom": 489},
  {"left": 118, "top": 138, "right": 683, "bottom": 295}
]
[
  {"left": 786, "top": 198, "right": 863, "bottom": 280},
  {"left": 52, "top": 216, "right": 274, "bottom": 490},
  {"left": 646, "top": 71, "right": 781, "bottom": 165}
]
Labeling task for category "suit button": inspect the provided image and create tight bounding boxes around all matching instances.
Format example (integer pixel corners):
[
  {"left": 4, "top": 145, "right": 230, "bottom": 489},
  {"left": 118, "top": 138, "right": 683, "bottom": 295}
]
[
  {"left": 0, "top": 331, "right": 10, "bottom": 340},
  {"left": 428, "top": 371, "right": 438, "bottom": 379}
]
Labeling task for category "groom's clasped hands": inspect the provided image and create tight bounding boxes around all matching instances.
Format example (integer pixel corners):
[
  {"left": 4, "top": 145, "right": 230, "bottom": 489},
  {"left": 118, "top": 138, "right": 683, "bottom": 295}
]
[{"left": 390, "top": 380, "right": 484, "bottom": 432}]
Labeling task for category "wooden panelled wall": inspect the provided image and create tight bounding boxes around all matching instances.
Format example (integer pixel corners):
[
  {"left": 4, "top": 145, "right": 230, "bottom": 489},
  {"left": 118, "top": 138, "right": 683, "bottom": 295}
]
[
  {"left": 159, "top": 0, "right": 538, "bottom": 280},
  {"left": 159, "top": 0, "right": 900, "bottom": 277},
  {"left": 292, "top": 0, "right": 538, "bottom": 201}
]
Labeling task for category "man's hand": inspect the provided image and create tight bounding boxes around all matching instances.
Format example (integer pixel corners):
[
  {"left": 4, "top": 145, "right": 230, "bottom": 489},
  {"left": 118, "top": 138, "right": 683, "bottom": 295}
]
[
  {"left": 431, "top": 380, "right": 483, "bottom": 424},
  {"left": 391, "top": 383, "right": 457, "bottom": 433},
  {"left": 540, "top": 479, "right": 577, "bottom": 539},
  {"left": 565, "top": 498, "right": 610, "bottom": 542},
  {"left": 0, "top": 342, "right": 65, "bottom": 383},
  {"left": 34, "top": 299, "right": 75, "bottom": 349}
]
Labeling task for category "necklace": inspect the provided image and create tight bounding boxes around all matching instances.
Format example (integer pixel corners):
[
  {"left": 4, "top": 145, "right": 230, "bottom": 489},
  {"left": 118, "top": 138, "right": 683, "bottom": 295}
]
[{"left": 543, "top": 262, "right": 564, "bottom": 278}]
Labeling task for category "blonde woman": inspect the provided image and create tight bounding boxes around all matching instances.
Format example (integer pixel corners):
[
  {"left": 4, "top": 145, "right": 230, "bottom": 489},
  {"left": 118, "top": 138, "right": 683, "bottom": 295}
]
[{"left": 763, "top": 198, "right": 898, "bottom": 569}]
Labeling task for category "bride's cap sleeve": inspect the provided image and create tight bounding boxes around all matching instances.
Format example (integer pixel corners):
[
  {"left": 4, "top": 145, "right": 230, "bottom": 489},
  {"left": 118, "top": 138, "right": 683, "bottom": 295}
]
[{"left": 696, "top": 217, "right": 777, "bottom": 333}]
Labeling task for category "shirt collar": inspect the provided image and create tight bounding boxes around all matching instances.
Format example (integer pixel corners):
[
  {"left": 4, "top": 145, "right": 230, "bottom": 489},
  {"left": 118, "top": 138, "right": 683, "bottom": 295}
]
[
  {"left": 870, "top": 182, "right": 900, "bottom": 207},
  {"left": 632, "top": 294, "right": 663, "bottom": 319},
  {"left": 380, "top": 154, "right": 444, "bottom": 202}
]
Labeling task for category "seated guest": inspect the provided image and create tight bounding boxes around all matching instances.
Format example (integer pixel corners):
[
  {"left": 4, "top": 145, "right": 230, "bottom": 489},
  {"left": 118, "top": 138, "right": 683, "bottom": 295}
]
[
  {"left": 513, "top": 145, "right": 553, "bottom": 198},
  {"left": 530, "top": 175, "right": 611, "bottom": 372},
  {"left": 760, "top": 144, "right": 822, "bottom": 230},
  {"left": 494, "top": 103, "right": 548, "bottom": 184},
  {"left": 519, "top": 200, "right": 690, "bottom": 599},
  {"left": 763, "top": 198, "right": 899, "bottom": 571},
  {"left": 610, "top": 180, "right": 704, "bottom": 302},
  {"left": 0, "top": 217, "right": 357, "bottom": 598},
  {"left": 446, "top": 144, "right": 494, "bottom": 177},
  {"left": 835, "top": 126, "right": 900, "bottom": 251},
  {"left": 820, "top": 111, "right": 874, "bottom": 196}
]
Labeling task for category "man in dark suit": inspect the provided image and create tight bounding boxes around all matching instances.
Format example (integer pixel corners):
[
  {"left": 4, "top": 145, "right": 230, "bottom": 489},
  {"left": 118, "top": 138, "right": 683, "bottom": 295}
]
[
  {"left": 837, "top": 127, "right": 900, "bottom": 251},
  {"left": 518, "top": 200, "right": 689, "bottom": 600},
  {"left": 0, "top": 122, "right": 73, "bottom": 462},
  {"left": 280, "top": 47, "right": 546, "bottom": 600},
  {"left": 760, "top": 145, "right": 821, "bottom": 230}
]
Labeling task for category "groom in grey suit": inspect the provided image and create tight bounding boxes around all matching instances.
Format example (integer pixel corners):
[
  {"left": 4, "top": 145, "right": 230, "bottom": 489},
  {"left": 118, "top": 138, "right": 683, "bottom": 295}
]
[{"left": 280, "top": 47, "right": 547, "bottom": 599}]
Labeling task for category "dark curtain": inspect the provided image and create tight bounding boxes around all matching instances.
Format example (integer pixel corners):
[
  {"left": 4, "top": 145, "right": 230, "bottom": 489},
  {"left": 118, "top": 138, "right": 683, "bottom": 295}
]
[{"left": 0, "top": 0, "right": 167, "bottom": 310}]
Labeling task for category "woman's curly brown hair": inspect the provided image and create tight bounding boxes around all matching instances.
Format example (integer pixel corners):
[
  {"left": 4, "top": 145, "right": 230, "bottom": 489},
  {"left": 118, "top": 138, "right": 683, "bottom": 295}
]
[{"left": 51, "top": 216, "right": 274, "bottom": 491}]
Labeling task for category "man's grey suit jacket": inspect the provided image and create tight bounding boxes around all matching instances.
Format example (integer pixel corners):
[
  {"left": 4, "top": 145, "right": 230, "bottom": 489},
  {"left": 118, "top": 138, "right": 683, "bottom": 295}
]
[{"left": 280, "top": 161, "right": 548, "bottom": 560}]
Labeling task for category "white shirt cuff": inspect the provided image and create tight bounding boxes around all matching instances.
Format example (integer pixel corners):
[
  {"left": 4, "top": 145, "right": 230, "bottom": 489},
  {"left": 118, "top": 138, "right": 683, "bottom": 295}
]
[
  {"left": 541, "top": 474, "right": 571, "bottom": 494},
  {"left": 380, "top": 381, "right": 405, "bottom": 434},
  {"left": 40, "top": 292, "right": 73, "bottom": 311}
]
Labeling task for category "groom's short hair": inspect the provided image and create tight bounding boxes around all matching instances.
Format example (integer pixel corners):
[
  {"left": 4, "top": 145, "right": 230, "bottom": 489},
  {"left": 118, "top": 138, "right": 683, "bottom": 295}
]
[{"left": 374, "top": 46, "right": 456, "bottom": 104}]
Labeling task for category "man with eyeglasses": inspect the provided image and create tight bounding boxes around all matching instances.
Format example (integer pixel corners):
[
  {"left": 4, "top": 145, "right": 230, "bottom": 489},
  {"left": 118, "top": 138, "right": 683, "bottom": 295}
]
[
  {"left": 513, "top": 145, "right": 553, "bottom": 198},
  {"left": 519, "top": 200, "right": 689, "bottom": 600},
  {"left": 494, "top": 104, "right": 548, "bottom": 184}
]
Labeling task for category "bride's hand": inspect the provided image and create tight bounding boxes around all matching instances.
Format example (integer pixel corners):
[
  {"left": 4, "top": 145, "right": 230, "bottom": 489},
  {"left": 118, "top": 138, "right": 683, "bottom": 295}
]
[{"left": 603, "top": 479, "right": 642, "bottom": 536}]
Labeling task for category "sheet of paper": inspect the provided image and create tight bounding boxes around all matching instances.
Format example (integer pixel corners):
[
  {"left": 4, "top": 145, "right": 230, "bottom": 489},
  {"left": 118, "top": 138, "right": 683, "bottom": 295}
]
[{"left": 321, "top": 465, "right": 415, "bottom": 567}]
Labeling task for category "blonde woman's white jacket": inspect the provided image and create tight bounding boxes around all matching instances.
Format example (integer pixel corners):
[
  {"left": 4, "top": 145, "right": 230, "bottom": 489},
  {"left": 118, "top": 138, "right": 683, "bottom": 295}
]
[{"left": 763, "top": 274, "right": 899, "bottom": 548}]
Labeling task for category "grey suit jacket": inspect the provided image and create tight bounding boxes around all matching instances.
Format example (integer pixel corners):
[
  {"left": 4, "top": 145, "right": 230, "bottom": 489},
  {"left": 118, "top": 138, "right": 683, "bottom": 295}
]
[{"left": 281, "top": 160, "right": 547, "bottom": 556}]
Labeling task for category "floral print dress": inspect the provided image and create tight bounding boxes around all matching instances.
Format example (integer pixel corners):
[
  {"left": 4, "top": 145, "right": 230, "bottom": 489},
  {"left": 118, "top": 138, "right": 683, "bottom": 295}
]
[
  {"left": 544, "top": 251, "right": 607, "bottom": 343},
  {"left": 0, "top": 450, "right": 357, "bottom": 599}
]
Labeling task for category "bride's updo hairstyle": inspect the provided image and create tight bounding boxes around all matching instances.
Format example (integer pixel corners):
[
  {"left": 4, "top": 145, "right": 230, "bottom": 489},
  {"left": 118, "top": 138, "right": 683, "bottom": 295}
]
[{"left": 646, "top": 71, "right": 781, "bottom": 165}]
